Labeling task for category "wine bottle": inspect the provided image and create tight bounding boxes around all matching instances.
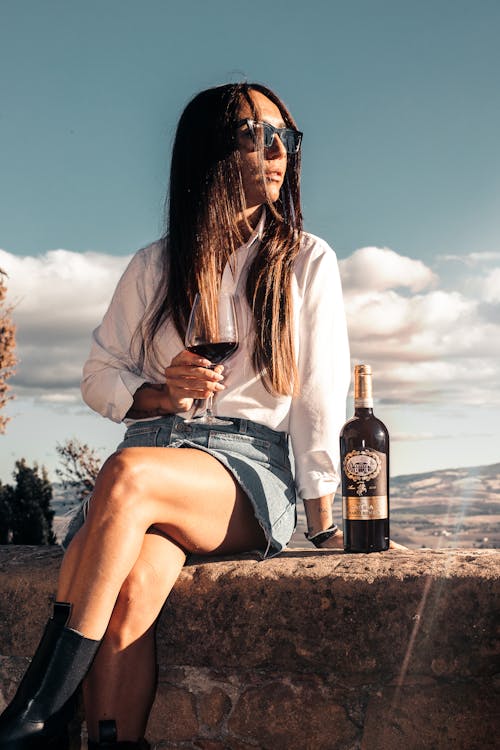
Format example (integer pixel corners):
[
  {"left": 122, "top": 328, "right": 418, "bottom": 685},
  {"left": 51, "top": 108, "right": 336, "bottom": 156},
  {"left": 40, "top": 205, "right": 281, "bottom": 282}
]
[{"left": 340, "top": 364, "right": 390, "bottom": 552}]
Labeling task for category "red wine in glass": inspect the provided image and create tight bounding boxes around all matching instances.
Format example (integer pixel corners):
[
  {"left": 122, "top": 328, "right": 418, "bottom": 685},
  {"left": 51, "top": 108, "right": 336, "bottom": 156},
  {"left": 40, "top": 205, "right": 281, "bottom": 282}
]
[
  {"left": 184, "top": 294, "right": 239, "bottom": 425},
  {"left": 187, "top": 341, "right": 239, "bottom": 364}
]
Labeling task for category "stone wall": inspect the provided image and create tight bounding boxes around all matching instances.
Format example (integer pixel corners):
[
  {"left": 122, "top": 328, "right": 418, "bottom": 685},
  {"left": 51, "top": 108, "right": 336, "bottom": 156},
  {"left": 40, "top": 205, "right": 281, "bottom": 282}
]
[{"left": 0, "top": 546, "right": 498, "bottom": 749}]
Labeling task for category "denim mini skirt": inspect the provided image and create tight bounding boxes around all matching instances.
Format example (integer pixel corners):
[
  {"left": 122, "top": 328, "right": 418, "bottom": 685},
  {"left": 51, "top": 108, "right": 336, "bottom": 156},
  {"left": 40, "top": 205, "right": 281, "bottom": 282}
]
[
  {"left": 63, "top": 415, "right": 297, "bottom": 559},
  {"left": 119, "top": 415, "right": 296, "bottom": 558}
]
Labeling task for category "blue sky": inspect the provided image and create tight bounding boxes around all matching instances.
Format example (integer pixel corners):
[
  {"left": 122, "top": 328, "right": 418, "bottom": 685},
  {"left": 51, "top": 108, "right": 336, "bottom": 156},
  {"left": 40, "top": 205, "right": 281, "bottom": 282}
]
[{"left": 1, "top": 0, "right": 500, "bottom": 483}]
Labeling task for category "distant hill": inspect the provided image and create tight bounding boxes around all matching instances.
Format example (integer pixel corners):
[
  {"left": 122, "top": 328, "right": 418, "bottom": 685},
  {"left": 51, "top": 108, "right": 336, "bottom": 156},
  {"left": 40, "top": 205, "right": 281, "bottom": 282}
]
[
  {"left": 391, "top": 462, "right": 500, "bottom": 502},
  {"left": 50, "top": 465, "right": 500, "bottom": 551},
  {"left": 290, "top": 462, "right": 500, "bottom": 550}
]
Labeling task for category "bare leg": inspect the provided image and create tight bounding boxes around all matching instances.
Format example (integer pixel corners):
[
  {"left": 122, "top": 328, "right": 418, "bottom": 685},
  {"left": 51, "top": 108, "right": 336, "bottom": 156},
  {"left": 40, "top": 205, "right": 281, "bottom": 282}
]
[
  {"left": 83, "top": 532, "right": 186, "bottom": 742},
  {"left": 56, "top": 445, "right": 265, "bottom": 741},
  {"left": 57, "top": 446, "right": 265, "bottom": 639}
]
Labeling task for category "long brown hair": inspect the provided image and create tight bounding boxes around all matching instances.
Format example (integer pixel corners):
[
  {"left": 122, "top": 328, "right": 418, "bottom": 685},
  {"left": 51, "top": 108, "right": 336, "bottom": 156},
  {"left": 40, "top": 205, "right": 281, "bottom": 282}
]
[{"left": 138, "top": 82, "right": 303, "bottom": 395}]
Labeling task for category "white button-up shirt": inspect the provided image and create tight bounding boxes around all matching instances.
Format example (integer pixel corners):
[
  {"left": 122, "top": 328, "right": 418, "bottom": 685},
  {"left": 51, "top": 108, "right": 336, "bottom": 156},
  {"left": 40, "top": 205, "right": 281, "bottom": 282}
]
[{"left": 81, "top": 215, "right": 351, "bottom": 500}]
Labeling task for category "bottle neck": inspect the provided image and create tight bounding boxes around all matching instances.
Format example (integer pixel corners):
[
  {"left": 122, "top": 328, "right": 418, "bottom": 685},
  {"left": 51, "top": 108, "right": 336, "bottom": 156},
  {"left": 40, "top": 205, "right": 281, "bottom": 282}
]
[{"left": 354, "top": 366, "right": 373, "bottom": 413}]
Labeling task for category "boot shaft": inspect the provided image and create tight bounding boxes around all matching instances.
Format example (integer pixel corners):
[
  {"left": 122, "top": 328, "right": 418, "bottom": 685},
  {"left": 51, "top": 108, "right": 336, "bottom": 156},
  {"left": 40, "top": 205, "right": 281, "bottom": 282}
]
[
  {"left": 1, "top": 602, "right": 100, "bottom": 724},
  {"left": 2, "top": 602, "right": 71, "bottom": 716},
  {"left": 0, "top": 602, "right": 101, "bottom": 748}
]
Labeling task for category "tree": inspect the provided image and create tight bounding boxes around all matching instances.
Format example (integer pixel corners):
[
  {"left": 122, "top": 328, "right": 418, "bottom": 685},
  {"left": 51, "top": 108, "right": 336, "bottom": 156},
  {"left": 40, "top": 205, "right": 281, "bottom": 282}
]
[
  {"left": 56, "top": 438, "right": 102, "bottom": 503},
  {"left": 0, "top": 268, "right": 17, "bottom": 433},
  {"left": 0, "top": 481, "right": 12, "bottom": 543},
  {"left": 5, "top": 459, "right": 56, "bottom": 545}
]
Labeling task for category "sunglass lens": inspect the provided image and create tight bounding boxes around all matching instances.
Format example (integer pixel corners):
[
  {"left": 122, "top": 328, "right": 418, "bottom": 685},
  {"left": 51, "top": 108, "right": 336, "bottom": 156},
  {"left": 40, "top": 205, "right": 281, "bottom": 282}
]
[
  {"left": 254, "top": 122, "right": 301, "bottom": 153},
  {"left": 262, "top": 123, "right": 275, "bottom": 148}
]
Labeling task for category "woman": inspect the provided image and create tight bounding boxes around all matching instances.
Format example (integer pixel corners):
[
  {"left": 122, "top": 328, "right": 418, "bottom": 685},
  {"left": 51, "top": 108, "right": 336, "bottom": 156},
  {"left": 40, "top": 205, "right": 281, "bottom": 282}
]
[{"left": 0, "top": 82, "right": 351, "bottom": 749}]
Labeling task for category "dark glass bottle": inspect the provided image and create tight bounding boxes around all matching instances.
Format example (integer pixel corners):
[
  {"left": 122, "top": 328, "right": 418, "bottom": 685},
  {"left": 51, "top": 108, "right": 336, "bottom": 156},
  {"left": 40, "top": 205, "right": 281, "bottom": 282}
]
[{"left": 340, "top": 364, "right": 390, "bottom": 552}]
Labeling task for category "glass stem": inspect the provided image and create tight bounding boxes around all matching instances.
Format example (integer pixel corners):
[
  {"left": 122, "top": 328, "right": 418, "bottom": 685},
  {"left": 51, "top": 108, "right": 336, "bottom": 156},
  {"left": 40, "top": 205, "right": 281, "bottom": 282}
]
[
  {"left": 205, "top": 393, "right": 214, "bottom": 418},
  {"left": 204, "top": 363, "right": 216, "bottom": 419}
]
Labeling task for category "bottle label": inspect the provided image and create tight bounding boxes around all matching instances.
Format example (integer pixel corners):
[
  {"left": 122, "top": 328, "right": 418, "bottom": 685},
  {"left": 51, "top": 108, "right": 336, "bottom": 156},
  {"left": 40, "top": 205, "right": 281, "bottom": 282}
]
[
  {"left": 343, "top": 495, "right": 388, "bottom": 520},
  {"left": 342, "top": 448, "right": 388, "bottom": 520},
  {"left": 343, "top": 449, "right": 382, "bottom": 482}
]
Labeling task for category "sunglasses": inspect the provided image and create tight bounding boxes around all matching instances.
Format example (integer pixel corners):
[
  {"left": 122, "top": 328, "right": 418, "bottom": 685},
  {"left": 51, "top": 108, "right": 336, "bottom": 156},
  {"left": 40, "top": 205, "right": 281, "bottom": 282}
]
[{"left": 237, "top": 119, "right": 303, "bottom": 154}]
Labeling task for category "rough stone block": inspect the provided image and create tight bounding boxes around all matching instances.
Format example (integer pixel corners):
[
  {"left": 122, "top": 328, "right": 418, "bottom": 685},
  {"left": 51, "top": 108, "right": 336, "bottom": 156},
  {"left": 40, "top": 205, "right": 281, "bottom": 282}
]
[
  {"left": 156, "top": 550, "right": 500, "bottom": 683},
  {"left": 198, "top": 687, "right": 232, "bottom": 729},
  {"left": 0, "top": 546, "right": 498, "bottom": 750},
  {"left": 227, "top": 678, "right": 359, "bottom": 750},
  {"left": 147, "top": 685, "right": 198, "bottom": 744},
  {"left": 0, "top": 655, "right": 29, "bottom": 711},
  {"left": 193, "top": 742, "right": 256, "bottom": 750},
  {"left": 361, "top": 682, "right": 499, "bottom": 750}
]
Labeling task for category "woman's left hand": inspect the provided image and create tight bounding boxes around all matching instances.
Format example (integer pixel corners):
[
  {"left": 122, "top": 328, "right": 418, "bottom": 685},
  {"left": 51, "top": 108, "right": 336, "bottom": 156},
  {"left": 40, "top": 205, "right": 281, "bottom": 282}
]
[{"left": 314, "top": 531, "right": 344, "bottom": 550}]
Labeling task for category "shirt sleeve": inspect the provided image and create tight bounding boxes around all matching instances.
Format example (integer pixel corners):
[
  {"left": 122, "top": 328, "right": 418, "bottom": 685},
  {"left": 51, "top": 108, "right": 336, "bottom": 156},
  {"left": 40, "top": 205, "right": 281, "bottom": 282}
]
[
  {"left": 289, "top": 241, "right": 351, "bottom": 499},
  {"left": 80, "top": 248, "right": 153, "bottom": 422}
]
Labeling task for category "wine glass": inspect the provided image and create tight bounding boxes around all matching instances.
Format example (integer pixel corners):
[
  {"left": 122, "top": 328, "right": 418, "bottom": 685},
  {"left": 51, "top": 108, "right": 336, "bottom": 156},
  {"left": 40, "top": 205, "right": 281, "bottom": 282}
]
[{"left": 184, "top": 293, "right": 239, "bottom": 425}]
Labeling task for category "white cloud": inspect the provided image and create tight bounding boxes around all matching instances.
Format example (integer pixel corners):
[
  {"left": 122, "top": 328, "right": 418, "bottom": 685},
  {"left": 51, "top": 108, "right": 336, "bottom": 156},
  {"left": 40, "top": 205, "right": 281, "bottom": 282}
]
[
  {"left": 0, "top": 248, "right": 130, "bottom": 395},
  {"left": 344, "top": 288, "right": 475, "bottom": 346},
  {"left": 438, "top": 252, "right": 500, "bottom": 267},
  {"left": 392, "top": 431, "right": 452, "bottom": 442},
  {"left": 1, "top": 249, "right": 130, "bottom": 331},
  {"left": 1, "top": 244, "right": 499, "bottom": 409},
  {"left": 482, "top": 267, "right": 500, "bottom": 303},
  {"left": 339, "top": 246, "right": 437, "bottom": 292},
  {"left": 39, "top": 392, "right": 81, "bottom": 404},
  {"left": 339, "top": 247, "right": 500, "bottom": 406}
]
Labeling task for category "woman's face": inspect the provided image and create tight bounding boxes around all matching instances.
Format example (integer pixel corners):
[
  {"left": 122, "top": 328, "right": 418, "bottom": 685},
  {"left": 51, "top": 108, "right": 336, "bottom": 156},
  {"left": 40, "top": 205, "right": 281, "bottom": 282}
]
[{"left": 237, "top": 90, "right": 288, "bottom": 210}]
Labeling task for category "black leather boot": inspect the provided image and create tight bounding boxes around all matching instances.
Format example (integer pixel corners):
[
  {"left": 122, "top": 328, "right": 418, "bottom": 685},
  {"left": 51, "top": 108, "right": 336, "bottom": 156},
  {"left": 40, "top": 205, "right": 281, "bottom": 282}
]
[
  {"left": 87, "top": 719, "right": 150, "bottom": 749},
  {"left": 0, "top": 601, "right": 101, "bottom": 749}
]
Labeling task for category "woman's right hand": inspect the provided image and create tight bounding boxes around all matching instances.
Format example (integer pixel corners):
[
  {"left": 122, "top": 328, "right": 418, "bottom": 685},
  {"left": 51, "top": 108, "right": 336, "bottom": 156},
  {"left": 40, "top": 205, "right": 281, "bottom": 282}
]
[{"left": 164, "top": 349, "right": 225, "bottom": 414}]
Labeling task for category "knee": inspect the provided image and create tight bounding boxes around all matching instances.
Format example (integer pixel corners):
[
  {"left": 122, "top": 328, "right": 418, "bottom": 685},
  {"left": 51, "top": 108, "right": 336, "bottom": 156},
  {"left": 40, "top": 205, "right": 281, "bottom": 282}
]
[
  {"left": 88, "top": 449, "right": 147, "bottom": 521},
  {"left": 105, "top": 559, "right": 162, "bottom": 648}
]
